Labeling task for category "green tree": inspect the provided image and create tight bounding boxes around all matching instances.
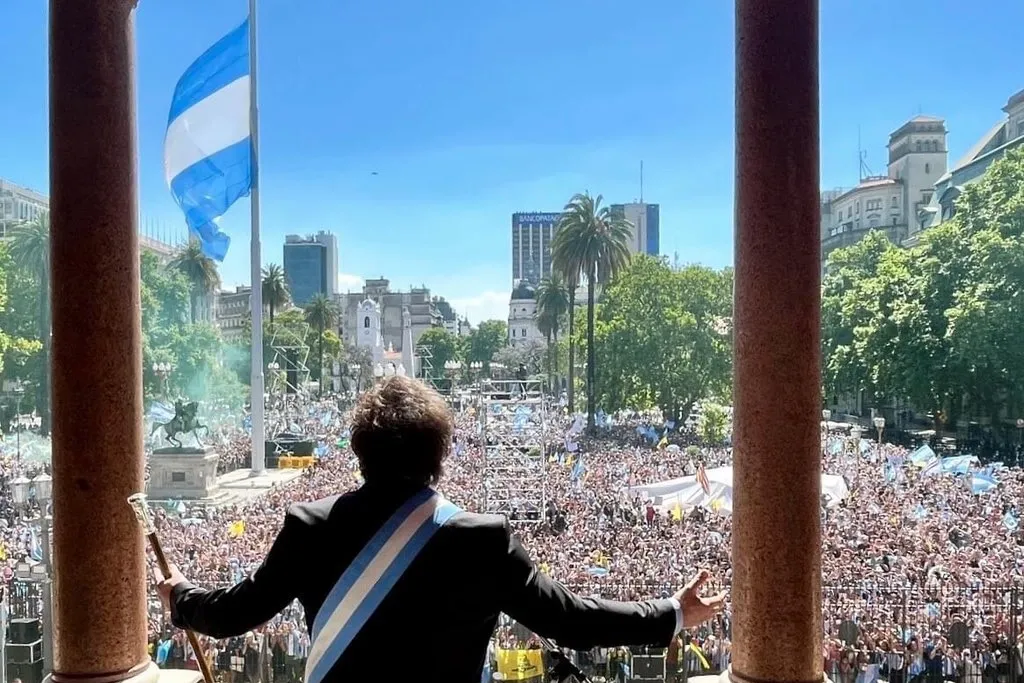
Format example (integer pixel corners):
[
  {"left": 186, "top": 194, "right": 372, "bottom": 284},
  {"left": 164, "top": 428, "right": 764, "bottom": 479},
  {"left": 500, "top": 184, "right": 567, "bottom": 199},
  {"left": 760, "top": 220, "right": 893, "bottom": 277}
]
[
  {"left": 551, "top": 192, "right": 632, "bottom": 432},
  {"left": 535, "top": 273, "right": 570, "bottom": 391},
  {"left": 140, "top": 250, "right": 228, "bottom": 402},
  {"left": 0, "top": 246, "right": 17, "bottom": 378},
  {"left": 8, "top": 215, "right": 51, "bottom": 435},
  {"left": 416, "top": 327, "right": 462, "bottom": 379},
  {"left": 304, "top": 293, "right": 338, "bottom": 396},
  {"left": 262, "top": 263, "right": 290, "bottom": 330},
  {"left": 697, "top": 401, "right": 729, "bottom": 445},
  {"left": 588, "top": 255, "right": 733, "bottom": 422},
  {"left": 493, "top": 340, "right": 546, "bottom": 378},
  {"left": 467, "top": 319, "right": 507, "bottom": 365},
  {"left": 169, "top": 239, "right": 221, "bottom": 323},
  {"left": 821, "top": 147, "right": 1024, "bottom": 434}
]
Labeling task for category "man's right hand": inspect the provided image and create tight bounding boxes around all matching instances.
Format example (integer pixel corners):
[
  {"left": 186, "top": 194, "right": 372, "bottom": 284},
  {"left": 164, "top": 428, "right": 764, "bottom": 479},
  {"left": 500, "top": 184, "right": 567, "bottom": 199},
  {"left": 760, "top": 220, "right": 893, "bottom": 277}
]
[{"left": 673, "top": 570, "right": 727, "bottom": 628}]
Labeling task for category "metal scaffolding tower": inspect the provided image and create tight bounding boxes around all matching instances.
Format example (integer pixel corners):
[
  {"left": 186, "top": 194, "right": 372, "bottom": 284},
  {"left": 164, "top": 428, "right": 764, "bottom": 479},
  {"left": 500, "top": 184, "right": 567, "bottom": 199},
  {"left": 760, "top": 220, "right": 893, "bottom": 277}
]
[{"left": 480, "top": 379, "right": 547, "bottom": 522}]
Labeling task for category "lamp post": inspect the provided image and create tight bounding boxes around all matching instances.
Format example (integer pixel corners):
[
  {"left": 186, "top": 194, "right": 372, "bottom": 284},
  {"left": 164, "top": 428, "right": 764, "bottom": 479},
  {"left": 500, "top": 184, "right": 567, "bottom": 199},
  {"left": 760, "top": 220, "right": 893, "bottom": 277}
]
[
  {"left": 1016, "top": 418, "right": 1023, "bottom": 466},
  {"left": 152, "top": 361, "right": 173, "bottom": 398},
  {"left": 850, "top": 426, "right": 863, "bottom": 477},
  {"left": 7, "top": 379, "right": 26, "bottom": 465},
  {"left": 348, "top": 363, "right": 361, "bottom": 396},
  {"left": 873, "top": 416, "right": 886, "bottom": 448},
  {"left": 10, "top": 472, "right": 53, "bottom": 676},
  {"left": 821, "top": 408, "right": 831, "bottom": 445}
]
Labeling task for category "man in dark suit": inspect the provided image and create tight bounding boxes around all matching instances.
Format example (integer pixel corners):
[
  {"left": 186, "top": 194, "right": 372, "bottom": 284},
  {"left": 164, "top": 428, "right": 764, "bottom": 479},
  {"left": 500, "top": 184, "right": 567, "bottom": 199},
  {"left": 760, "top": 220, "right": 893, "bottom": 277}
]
[{"left": 158, "top": 376, "right": 726, "bottom": 683}]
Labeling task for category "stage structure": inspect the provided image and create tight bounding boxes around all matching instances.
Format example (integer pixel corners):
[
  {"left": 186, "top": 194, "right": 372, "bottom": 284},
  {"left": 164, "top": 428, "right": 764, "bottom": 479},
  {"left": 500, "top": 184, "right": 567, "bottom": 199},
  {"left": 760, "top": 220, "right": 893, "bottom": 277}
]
[
  {"left": 265, "top": 322, "right": 313, "bottom": 436},
  {"left": 479, "top": 379, "right": 547, "bottom": 523},
  {"left": 415, "top": 343, "right": 441, "bottom": 393}
]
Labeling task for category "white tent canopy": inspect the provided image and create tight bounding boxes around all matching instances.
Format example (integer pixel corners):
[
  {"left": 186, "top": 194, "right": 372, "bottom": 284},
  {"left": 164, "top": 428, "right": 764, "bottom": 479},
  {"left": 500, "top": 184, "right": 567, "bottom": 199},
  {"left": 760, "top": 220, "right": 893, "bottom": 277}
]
[{"left": 630, "top": 466, "right": 850, "bottom": 516}]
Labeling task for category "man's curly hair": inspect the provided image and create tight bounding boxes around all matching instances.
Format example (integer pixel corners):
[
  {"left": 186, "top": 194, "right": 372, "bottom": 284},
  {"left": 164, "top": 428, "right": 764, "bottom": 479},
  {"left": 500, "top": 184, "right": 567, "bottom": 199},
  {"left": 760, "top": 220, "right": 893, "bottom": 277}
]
[{"left": 350, "top": 375, "right": 453, "bottom": 486}]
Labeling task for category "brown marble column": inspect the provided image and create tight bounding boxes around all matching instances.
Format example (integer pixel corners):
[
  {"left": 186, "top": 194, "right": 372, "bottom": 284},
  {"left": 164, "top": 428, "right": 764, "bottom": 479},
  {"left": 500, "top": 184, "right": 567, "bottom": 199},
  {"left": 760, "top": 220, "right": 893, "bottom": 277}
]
[
  {"left": 731, "top": 1, "right": 822, "bottom": 683},
  {"left": 49, "top": 1, "right": 154, "bottom": 682}
]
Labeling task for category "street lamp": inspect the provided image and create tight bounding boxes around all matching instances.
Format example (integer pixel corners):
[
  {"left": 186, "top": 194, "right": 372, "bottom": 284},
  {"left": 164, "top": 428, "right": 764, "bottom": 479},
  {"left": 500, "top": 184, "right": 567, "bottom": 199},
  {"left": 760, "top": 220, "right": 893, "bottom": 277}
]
[
  {"left": 821, "top": 409, "right": 831, "bottom": 443},
  {"left": 373, "top": 363, "right": 384, "bottom": 380},
  {"left": 9, "top": 379, "right": 25, "bottom": 464},
  {"left": 267, "top": 361, "right": 281, "bottom": 392},
  {"left": 1016, "top": 418, "right": 1023, "bottom": 465},
  {"left": 849, "top": 426, "right": 863, "bottom": 472},
  {"left": 873, "top": 416, "right": 886, "bottom": 448},
  {"left": 152, "top": 362, "right": 174, "bottom": 397},
  {"left": 11, "top": 473, "right": 53, "bottom": 675}
]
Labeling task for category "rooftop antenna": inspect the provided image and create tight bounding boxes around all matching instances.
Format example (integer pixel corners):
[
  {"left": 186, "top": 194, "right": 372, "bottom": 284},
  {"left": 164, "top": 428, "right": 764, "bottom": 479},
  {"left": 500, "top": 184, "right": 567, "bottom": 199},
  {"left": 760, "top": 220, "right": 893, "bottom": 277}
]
[
  {"left": 639, "top": 160, "right": 644, "bottom": 204},
  {"left": 857, "top": 126, "right": 874, "bottom": 180}
]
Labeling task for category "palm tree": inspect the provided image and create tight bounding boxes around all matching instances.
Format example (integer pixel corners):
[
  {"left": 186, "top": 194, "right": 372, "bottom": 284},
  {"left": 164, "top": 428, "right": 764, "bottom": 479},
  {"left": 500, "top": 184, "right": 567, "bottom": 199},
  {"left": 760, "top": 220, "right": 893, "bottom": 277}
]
[
  {"left": 535, "top": 273, "right": 571, "bottom": 393},
  {"left": 169, "top": 239, "right": 221, "bottom": 323},
  {"left": 551, "top": 192, "right": 632, "bottom": 432},
  {"left": 304, "top": 293, "right": 338, "bottom": 397},
  {"left": 261, "top": 263, "right": 290, "bottom": 330},
  {"left": 9, "top": 215, "right": 51, "bottom": 435}
]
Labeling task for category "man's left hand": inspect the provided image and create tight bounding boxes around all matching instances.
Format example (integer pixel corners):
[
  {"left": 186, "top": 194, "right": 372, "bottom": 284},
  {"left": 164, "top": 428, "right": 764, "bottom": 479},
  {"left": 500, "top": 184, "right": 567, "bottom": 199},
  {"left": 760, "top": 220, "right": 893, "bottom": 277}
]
[{"left": 673, "top": 569, "right": 727, "bottom": 628}]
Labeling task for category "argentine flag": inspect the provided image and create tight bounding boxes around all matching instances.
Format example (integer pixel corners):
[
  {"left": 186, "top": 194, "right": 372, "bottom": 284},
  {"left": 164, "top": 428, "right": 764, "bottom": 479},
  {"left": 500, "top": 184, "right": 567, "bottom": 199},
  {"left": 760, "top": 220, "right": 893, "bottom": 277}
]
[{"left": 164, "top": 19, "right": 252, "bottom": 261}]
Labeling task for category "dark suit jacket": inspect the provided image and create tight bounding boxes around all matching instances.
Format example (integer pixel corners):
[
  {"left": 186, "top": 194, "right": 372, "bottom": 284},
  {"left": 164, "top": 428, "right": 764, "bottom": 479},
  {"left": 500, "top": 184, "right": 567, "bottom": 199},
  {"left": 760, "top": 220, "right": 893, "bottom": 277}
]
[{"left": 171, "top": 480, "right": 677, "bottom": 683}]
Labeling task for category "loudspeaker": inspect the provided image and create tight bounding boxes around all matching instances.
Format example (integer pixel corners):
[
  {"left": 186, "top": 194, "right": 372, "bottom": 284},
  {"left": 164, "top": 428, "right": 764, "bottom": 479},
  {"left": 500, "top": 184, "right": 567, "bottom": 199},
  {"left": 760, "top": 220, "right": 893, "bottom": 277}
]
[
  {"left": 9, "top": 618, "right": 41, "bottom": 644},
  {"left": 8, "top": 640, "right": 43, "bottom": 664},
  {"left": 631, "top": 654, "right": 665, "bottom": 679},
  {"left": 8, "top": 658, "right": 45, "bottom": 683}
]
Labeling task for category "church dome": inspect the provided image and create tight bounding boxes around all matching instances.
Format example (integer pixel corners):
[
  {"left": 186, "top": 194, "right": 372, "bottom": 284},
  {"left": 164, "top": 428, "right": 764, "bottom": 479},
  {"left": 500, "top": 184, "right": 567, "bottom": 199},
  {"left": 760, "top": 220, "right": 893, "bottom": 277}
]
[{"left": 511, "top": 280, "right": 536, "bottom": 301}]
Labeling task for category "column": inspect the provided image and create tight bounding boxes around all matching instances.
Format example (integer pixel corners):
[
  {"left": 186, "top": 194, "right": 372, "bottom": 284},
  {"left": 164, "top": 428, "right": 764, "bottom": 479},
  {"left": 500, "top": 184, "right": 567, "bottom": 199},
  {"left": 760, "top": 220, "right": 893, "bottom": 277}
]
[
  {"left": 731, "top": 1, "right": 822, "bottom": 683},
  {"left": 49, "top": 1, "right": 155, "bottom": 682}
]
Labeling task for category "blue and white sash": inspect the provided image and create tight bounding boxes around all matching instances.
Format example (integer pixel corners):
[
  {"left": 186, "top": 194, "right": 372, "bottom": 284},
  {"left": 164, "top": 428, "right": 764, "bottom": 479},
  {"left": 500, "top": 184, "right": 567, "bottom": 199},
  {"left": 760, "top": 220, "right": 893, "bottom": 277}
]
[{"left": 304, "top": 488, "right": 461, "bottom": 683}]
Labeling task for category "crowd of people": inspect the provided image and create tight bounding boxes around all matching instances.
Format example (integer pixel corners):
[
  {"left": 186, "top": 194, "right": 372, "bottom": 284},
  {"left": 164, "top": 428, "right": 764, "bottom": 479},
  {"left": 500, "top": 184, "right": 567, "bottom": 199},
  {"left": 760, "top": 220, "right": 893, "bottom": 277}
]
[{"left": 3, "top": 388, "right": 1024, "bottom": 682}]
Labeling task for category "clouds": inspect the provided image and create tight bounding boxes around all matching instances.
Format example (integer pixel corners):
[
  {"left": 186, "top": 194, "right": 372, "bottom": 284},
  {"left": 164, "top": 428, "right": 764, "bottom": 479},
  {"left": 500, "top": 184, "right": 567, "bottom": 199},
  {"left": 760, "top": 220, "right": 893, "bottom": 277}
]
[
  {"left": 337, "top": 272, "right": 365, "bottom": 292},
  {"left": 447, "top": 290, "right": 509, "bottom": 326}
]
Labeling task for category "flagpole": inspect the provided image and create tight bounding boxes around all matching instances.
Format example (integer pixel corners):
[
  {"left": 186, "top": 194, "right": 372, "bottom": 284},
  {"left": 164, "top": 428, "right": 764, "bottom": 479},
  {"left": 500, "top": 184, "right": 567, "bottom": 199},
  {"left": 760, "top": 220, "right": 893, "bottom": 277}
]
[{"left": 248, "top": 0, "right": 265, "bottom": 475}]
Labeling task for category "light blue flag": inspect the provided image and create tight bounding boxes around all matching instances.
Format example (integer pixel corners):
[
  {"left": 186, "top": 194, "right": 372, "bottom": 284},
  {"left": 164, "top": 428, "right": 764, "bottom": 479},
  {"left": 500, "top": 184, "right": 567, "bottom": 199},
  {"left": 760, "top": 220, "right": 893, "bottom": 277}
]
[
  {"left": 970, "top": 472, "right": 997, "bottom": 494},
  {"left": 1004, "top": 511, "right": 1019, "bottom": 531},
  {"left": 941, "top": 455, "right": 975, "bottom": 475},
  {"left": 909, "top": 444, "right": 936, "bottom": 465},
  {"left": 164, "top": 19, "right": 252, "bottom": 261},
  {"left": 571, "top": 456, "right": 586, "bottom": 481}
]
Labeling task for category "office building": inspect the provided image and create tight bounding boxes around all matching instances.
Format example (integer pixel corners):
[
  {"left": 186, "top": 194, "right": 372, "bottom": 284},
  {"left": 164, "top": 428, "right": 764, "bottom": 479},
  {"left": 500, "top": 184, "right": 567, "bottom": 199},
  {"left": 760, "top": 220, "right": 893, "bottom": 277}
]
[
  {"left": 610, "top": 202, "right": 661, "bottom": 256},
  {"left": 283, "top": 231, "right": 338, "bottom": 306},
  {"left": 511, "top": 212, "right": 559, "bottom": 285},
  {"left": 0, "top": 178, "right": 49, "bottom": 238},
  {"left": 214, "top": 286, "right": 252, "bottom": 345}
]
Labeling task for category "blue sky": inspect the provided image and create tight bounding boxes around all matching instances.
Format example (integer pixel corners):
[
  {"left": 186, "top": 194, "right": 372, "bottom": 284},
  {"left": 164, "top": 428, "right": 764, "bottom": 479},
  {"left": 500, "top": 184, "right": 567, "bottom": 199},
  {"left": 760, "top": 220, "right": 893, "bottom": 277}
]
[{"left": 2, "top": 0, "right": 1023, "bottom": 323}]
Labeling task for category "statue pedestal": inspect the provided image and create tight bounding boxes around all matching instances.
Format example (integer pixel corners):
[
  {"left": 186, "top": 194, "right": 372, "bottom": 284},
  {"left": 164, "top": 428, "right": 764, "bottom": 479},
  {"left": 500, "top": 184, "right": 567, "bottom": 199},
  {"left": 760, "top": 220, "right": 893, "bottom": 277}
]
[{"left": 147, "top": 447, "right": 220, "bottom": 501}]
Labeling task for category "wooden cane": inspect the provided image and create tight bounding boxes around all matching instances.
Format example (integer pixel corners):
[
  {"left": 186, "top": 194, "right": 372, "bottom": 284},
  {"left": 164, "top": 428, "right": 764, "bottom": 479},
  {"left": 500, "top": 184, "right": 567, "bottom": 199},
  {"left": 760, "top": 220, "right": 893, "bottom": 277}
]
[{"left": 128, "top": 493, "right": 215, "bottom": 683}]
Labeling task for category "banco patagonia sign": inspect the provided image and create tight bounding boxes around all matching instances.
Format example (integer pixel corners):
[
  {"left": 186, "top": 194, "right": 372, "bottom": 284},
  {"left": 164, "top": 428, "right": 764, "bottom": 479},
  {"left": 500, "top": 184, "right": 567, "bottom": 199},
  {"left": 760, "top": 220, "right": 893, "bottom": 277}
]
[{"left": 514, "top": 213, "right": 560, "bottom": 224}]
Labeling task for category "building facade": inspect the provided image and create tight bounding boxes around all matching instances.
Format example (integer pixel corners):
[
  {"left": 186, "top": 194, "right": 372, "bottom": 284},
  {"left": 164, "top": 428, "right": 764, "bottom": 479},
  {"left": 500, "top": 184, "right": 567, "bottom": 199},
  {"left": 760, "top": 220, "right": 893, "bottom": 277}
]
[
  {"left": 610, "top": 202, "right": 660, "bottom": 256},
  {"left": 507, "top": 281, "right": 544, "bottom": 346},
  {"left": 511, "top": 212, "right": 559, "bottom": 285},
  {"left": 282, "top": 231, "right": 338, "bottom": 306},
  {"left": 820, "top": 115, "right": 947, "bottom": 265},
  {"left": 215, "top": 286, "right": 251, "bottom": 345},
  {"left": 914, "top": 88, "right": 1024, "bottom": 238},
  {"left": 0, "top": 178, "right": 49, "bottom": 238},
  {"left": 338, "top": 278, "right": 441, "bottom": 356}
]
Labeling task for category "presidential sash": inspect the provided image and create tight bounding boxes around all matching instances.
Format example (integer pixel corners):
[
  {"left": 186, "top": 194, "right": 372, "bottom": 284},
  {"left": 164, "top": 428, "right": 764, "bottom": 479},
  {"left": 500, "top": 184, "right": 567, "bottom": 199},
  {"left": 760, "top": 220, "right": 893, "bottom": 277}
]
[{"left": 304, "top": 488, "right": 461, "bottom": 683}]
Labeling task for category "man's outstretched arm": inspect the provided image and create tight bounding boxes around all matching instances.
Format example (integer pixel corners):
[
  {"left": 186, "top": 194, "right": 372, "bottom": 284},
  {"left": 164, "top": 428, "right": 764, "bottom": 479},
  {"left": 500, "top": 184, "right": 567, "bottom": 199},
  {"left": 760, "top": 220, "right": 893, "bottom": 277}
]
[
  {"left": 495, "top": 520, "right": 725, "bottom": 651},
  {"left": 158, "top": 509, "right": 306, "bottom": 639}
]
